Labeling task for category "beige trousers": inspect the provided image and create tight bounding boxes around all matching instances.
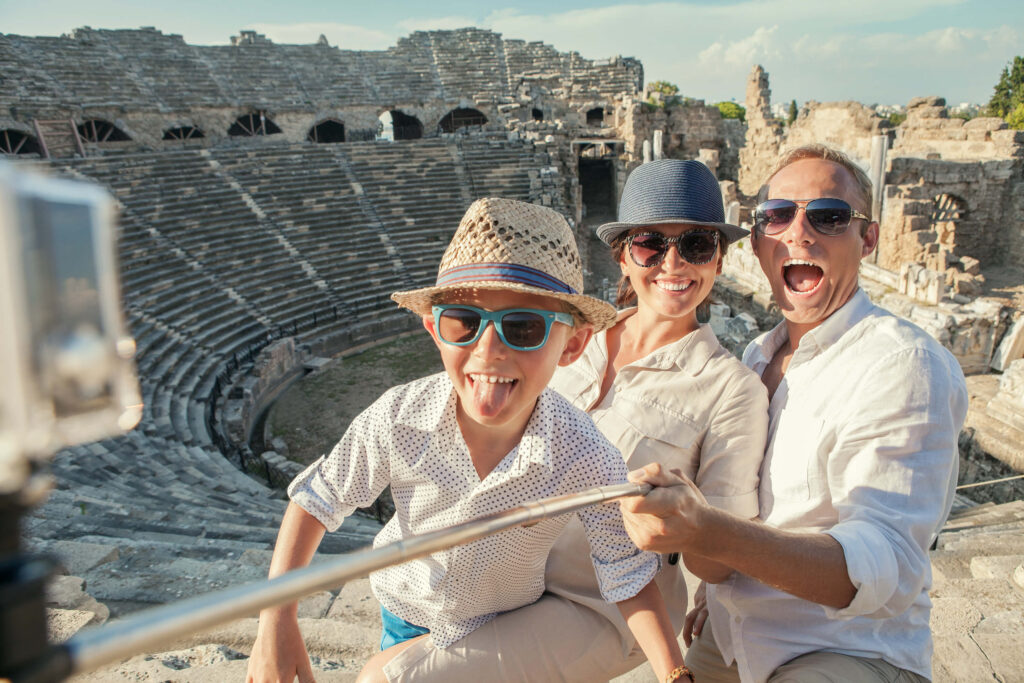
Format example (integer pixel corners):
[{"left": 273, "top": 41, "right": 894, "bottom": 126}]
[
  {"left": 685, "top": 620, "right": 929, "bottom": 683},
  {"left": 381, "top": 593, "right": 648, "bottom": 683}
]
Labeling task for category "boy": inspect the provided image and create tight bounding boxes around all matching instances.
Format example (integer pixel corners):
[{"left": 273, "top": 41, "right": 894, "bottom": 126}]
[{"left": 245, "top": 198, "right": 688, "bottom": 683}]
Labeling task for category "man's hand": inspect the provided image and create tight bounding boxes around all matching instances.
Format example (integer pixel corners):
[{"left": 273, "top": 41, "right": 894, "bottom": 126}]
[
  {"left": 246, "top": 608, "right": 315, "bottom": 683},
  {"left": 683, "top": 581, "right": 708, "bottom": 647},
  {"left": 620, "top": 463, "right": 709, "bottom": 554}
]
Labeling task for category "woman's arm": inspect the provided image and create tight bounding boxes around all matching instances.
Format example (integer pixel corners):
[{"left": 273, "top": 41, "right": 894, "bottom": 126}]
[
  {"left": 616, "top": 580, "right": 685, "bottom": 681},
  {"left": 246, "top": 502, "right": 327, "bottom": 683}
]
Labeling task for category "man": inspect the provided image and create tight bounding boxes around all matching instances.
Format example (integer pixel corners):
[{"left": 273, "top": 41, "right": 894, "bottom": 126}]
[{"left": 621, "top": 144, "right": 968, "bottom": 682}]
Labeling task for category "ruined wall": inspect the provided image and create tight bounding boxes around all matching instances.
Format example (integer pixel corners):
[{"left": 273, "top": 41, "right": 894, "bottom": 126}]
[
  {"left": 893, "top": 97, "right": 1024, "bottom": 160},
  {"left": 882, "top": 157, "right": 1024, "bottom": 270},
  {"left": 0, "top": 26, "right": 643, "bottom": 151},
  {"left": 783, "top": 101, "right": 890, "bottom": 167},
  {"left": 738, "top": 65, "right": 783, "bottom": 196}
]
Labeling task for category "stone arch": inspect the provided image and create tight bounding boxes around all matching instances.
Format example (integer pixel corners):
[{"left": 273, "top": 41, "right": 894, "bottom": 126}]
[
  {"left": 438, "top": 107, "right": 487, "bottom": 133},
  {"left": 78, "top": 119, "right": 131, "bottom": 142},
  {"left": 162, "top": 125, "right": 205, "bottom": 141},
  {"left": 930, "top": 193, "right": 967, "bottom": 249},
  {"left": 0, "top": 129, "right": 41, "bottom": 155},
  {"left": 228, "top": 111, "right": 282, "bottom": 137},
  {"left": 308, "top": 119, "right": 345, "bottom": 143},
  {"left": 386, "top": 110, "right": 423, "bottom": 140},
  {"left": 586, "top": 107, "right": 605, "bottom": 126}
]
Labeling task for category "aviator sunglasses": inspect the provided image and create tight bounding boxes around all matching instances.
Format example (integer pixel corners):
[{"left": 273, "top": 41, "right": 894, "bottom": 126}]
[
  {"left": 754, "top": 198, "right": 870, "bottom": 236},
  {"left": 431, "top": 305, "right": 574, "bottom": 351},
  {"left": 626, "top": 230, "right": 720, "bottom": 267}
]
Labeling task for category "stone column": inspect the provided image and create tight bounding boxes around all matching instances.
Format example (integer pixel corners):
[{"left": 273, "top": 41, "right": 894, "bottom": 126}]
[
  {"left": 653, "top": 130, "right": 664, "bottom": 160},
  {"left": 643, "top": 139, "right": 652, "bottom": 164}
]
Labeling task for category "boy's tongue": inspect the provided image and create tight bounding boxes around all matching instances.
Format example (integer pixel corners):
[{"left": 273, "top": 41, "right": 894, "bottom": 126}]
[
  {"left": 785, "top": 264, "right": 823, "bottom": 293},
  {"left": 472, "top": 378, "right": 515, "bottom": 417}
]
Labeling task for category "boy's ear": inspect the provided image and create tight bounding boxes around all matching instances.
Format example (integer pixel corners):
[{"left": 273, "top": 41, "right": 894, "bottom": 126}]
[
  {"left": 558, "top": 323, "right": 593, "bottom": 366},
  {"left": 422, "top": 314, "right": 443, "bottom": 350}
]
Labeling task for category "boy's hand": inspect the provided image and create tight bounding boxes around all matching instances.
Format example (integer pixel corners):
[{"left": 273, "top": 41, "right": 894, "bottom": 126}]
[
  {"left": 246, "top": 609, "right": 315, "bottom": 683},
  {"left": 683, "top": 581, "right": 708, "bottom": 647}
]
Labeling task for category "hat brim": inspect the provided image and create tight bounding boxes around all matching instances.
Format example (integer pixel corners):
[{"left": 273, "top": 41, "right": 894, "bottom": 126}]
[
  {"left": 597, "top": 218, "right": 749, "bottom": 246},
  {"left": 392, "top": 281, "right": 618, "bottom": 332}
]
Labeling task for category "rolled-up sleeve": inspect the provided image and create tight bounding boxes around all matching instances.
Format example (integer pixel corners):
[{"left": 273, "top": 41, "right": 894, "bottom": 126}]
[
  {"left": 287, "top": 392, "right": 394, "bottom": 532},
  {"left": 575, "top": 444, "right": 661, "bottom": 602},
  {"left": 697, "top": 369, "right": 768, "bottom": 519},
  {"left": 824, "top": 347, "right": 966, "bottom": 619}
]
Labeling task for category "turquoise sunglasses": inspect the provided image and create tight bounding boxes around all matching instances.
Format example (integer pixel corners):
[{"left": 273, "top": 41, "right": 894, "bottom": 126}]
[{"left": 431, "top": 305, "right": 574, "bottom": 351}]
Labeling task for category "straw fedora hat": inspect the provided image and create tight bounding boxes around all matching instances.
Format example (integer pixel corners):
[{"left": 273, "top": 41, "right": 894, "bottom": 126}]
[
  {"left": 597, "top": 159, "right": 748, "bottom": 245},
  {"left": 392, "top": 198, "right": 617, "bottom": 331}
]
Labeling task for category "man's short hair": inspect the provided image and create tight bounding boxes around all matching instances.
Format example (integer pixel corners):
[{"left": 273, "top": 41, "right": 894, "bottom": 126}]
[{"left": 759, "top": 144, "right": 874, "bottom": 220}]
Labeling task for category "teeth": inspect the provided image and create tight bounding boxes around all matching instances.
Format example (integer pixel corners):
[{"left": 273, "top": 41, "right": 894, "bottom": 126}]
[
  {"left": 784, "top": 259, "right": 818, "bottom": 267},
  {"left": 469, "top": 374, "right": 515, "bottom": 384},
  {"left": 657, "top": 280, "right": 693, "bottom": 291}
]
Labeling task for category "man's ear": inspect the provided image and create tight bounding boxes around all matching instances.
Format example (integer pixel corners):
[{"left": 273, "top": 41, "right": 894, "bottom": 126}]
[
  {"left": 861, "top": 221, "right": 880, "bottom": 258},
  {"left": 559, "top": 324, "right": 594, "bottom": 366}
]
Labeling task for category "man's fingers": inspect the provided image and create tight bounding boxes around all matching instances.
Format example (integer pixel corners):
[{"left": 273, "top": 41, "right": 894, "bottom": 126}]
[
  {"left": 619, "top": 484, "right": 685, "bottom": 516},
  {"left": 626, "top": 462, "right": 686, "bottom": 487}
]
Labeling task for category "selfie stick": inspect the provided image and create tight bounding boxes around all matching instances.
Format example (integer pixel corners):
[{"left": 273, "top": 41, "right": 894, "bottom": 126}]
[{"left": 32, "top": 481, "right": 651, "bottom": 680}]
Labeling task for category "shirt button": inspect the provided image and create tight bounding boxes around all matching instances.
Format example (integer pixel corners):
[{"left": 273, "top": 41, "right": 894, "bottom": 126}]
[{"left": 734, "top": 616, "right": 741, "bottom": 624}]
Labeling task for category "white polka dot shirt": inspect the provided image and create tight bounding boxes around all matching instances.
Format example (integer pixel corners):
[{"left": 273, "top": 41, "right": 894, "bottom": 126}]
[{"left": 288, "top": 372, "right": 660, "bottom": 649}]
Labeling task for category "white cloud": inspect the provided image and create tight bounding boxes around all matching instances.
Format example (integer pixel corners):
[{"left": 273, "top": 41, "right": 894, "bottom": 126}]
[
  {"left": 698, "top": 26, "right": 782, "bottom": 67},
  {"left": 246, "top": 22, "right": 394, "bottom": 50}
]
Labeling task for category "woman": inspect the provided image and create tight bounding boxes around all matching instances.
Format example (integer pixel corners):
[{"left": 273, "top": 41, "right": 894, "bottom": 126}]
[{"left": 381, "top": 160, "right": 768, "bottom": 683}]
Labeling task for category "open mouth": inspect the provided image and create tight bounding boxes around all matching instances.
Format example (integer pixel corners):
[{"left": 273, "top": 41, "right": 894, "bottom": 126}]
[
  {"left": 783, "top": 259, "right": 824, "bottom": 294},
  {"left": 468, "top": 373, "right": 518, "bottom": 417}
]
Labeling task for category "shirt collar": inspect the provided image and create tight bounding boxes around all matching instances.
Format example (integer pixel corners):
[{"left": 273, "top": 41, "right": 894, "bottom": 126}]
[
  {"left": 394, "top": 373, "right": 555, "bottom": 474},
  {"left": 609, "top": 308, "right": 720, "bottom": 375},
  {"left": 748, "top": 288, "right": 875, "bottom": 371}
]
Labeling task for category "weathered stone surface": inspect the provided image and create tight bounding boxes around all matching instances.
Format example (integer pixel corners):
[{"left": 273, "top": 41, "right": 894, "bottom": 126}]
[
  {"left": 991, "top": 317, "right": 1024, "bottom": 371},
  {"left": 47, "top": 608, "right": 99, "bottom": 643}
]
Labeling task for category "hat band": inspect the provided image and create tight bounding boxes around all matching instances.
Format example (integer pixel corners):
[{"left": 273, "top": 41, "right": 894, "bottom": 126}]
[{"left": 436, "top": 262, "right": 578, "bottom": 294}]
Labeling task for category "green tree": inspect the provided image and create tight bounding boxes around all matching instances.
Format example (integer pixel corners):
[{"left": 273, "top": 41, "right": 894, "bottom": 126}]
[
  {"left": 646, "top": 80, "right": 683, "bottom": 108},
  {"left": 715, "top": 101, "right": 746, "bottom": 123},
  {"left": 987, "top": 56, "right": 1024, "bottom": 123},
  {"left": 1007, "top": 102, "right": 1024, "bottom": 130},
  {"left": 787, "top": 99, "right": 798, "bottom": 125}
]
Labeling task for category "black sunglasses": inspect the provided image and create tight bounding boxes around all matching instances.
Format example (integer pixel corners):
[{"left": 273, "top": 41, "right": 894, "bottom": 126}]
[
  {"left": 626, "top": 230, "right": 720, "bottom": 267},
  {"left": 754, "top": 198, "right": 870, "bottom": 236}
]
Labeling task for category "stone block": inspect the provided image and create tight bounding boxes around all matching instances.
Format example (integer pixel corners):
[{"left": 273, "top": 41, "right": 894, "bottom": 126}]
[
  {"left": 904, "top": 215, "right": 930, "bottom": 232},
  {"left": 47, "top": 608, "right": 97, "bottom": 643},
  {"left": 990, "top": 318, "right": 1024, "bottom": 371},
  {"left": 964, "top": 117, "right": 1007, "bottom": 132},
  {"left": 49, "top": 540, "right": 119, "bottom": 575},
  {"left": 969, "top": 555, "right": 1024, "bottom": 581}
]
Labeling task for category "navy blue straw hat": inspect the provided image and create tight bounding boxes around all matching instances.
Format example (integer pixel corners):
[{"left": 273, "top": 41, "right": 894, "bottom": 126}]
[{"left": 597, "top": 159, "right": 748, "bottom": 245}]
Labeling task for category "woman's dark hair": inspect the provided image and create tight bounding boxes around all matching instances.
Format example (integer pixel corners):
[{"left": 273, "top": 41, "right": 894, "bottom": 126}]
[{"left": 610, "top": 230, "right": 729, "bottom": 311}]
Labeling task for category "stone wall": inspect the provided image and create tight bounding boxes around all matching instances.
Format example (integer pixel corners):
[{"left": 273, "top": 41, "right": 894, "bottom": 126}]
[
  {"left": 738, "top": 65, "right": 783, "bottom": 196},
  {"left": 0, "top": 26, "right": 643, "bottom": 151},
  {"left": 783, "top": 101, "right": 891, "bottom": 167}
]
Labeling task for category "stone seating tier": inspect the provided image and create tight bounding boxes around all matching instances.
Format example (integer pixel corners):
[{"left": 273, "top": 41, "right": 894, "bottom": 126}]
[{"left": 0, "top": 27, "right": 643, "bottom": 114}]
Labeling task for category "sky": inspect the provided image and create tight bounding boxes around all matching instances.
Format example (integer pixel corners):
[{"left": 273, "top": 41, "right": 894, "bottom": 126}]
[{"left": 2, "top": 0, "right": 1021, "bottom": 107}]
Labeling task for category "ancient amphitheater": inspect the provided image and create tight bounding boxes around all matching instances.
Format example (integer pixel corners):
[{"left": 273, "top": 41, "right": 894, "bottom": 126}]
[{"left": 2, "top": 25, "right": 1023, "bottom": 682}]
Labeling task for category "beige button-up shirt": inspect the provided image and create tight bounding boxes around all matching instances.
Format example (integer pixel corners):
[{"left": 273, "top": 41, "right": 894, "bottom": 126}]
[{"left": 546, "top": 311, "right": 769, "bottom": 652}]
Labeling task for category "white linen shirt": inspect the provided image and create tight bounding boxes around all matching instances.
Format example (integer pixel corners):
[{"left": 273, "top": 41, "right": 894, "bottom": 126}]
[
  {"left": 289, "top": 372, "right": 659, "bottom": 649},
  {"left": 708, "top": 289, "right": 968, "bottom": 683},
  {"left": 546, "top": 316, "right": 767, "bottom": 654}
]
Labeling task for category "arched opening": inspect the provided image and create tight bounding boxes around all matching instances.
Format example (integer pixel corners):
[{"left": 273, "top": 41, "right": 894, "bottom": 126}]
[
  {"left": 586, "top": 107, "right": 605, "bottom": 126},
  {"left": 930, "top": 193, "right": 967, "bottom": 249},
  {"left": 390, "top": 110, "right": 423, "bottom": 140},
  {"left": 0, "top": 129, "right": 41, "bottom": 155},
  {"left": 308, "top": 119, "right": 346, "bottom": 143},
  {"left": 78, "top": 119, "right": 131, "bottom": 142},
  {"left": 532, "top": 108, "right": 544, "bottom": 122},
  {"left": 162, "top": 126, "right": 205, "bottom": 141},
  {"left": 577, "top": 142, "right": 617, "bottom": 220},
  {"left": 438, "top": 108, "right": 488, "bottom": 133},
  {"left": 228, "top": 111, "right": 282, "bottom": 137}
]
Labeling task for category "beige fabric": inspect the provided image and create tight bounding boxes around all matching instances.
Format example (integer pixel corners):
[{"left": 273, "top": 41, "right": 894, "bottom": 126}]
[
  {"left": 381, "top": 593, "right": 647, "bottom": 683},
  {"left": 686, "top": 620, "right": 928, "bottom": 683},
  {"left": 545, "top": 314, "right": 769, "bottom": 652}
]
